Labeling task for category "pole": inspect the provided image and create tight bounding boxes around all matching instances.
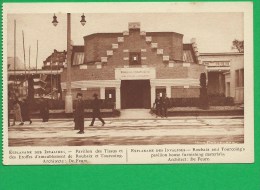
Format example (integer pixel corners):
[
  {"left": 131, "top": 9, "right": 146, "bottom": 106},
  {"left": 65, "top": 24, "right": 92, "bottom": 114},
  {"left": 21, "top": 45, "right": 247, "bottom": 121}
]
[
  {"left": 14, "top": 20, "right": 16, "bottom": 87},
  {"left": 50, "top": 53, "right": 53, "bottom": 99},
  {"left": 65, "top": 13, "right": 73, "bottom": 113},
  {"left": 29, "top": 46, "right": 31, "bottom": 73},
  {"left": 36, "top": 40, "right": 38, "bottom": 73},
  {"left": 22, "top": 31, "right": 27, "bottom": 76}
]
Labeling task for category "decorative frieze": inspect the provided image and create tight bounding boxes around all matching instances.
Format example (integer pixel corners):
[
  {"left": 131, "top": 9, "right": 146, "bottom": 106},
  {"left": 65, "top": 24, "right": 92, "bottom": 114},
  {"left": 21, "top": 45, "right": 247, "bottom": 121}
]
[
  {"left": 79, "top": 65, "right": 88, "bottom": 69},
  {"left": 146, "top": 36, "right": 152, "bottom": 42},
  {"left": 96, "top": 64, "right": 102, "bottom": 69},
  {"left": 163, "top": 56, "right": 170, "bottom": 61},
  {"left": 168, "top": 61, "right": 174, "bottom": 67},
  {"left": 101, "top": 57, "right": 108, "bottom": 63},
  {"left": 118, "top": 37, "right": 124, "bottom": 43},
  {"left": 123, "top": 31, "right": 129, "bottom": 36},
  {"left": 183, "top": 63, "right": 191, "bottom": 67},
  {"left": 140, "top": 31, "right": 146, "bottom": 36},
  {"left": 107, "top": 50, "right": 113, "bottom": 56},
  {"left": 112, "top": 44, "right": 118, "bottom": 49},
  {"left": 157, "top": 49, "right": 163, "bottom": 55},
  {"left": 151, "top": 43, "right": 158, "bottom": 48}
]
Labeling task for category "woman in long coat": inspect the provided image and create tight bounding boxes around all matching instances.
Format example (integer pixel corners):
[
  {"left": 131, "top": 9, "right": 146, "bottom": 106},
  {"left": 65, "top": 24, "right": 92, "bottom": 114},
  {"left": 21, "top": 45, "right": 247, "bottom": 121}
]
[{"left": 12, "top": 100, "right": 24, "bottom": 126}]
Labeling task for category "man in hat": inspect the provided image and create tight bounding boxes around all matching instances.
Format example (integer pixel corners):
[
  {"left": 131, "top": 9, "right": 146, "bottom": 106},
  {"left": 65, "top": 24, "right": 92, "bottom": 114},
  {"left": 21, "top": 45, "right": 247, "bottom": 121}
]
[
  {"left": 89, "top": 93, "right": 105, "bottom": 127},
  {"left": 74, "top": 93, "right": 85, "bottom": 134}
]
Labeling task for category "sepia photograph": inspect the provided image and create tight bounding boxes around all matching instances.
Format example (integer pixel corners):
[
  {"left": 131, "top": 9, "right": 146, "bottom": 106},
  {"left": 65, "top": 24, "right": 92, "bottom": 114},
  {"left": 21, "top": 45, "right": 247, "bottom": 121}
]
[{"left": 2, "top": 2, "right": 253, "bottom": 164}]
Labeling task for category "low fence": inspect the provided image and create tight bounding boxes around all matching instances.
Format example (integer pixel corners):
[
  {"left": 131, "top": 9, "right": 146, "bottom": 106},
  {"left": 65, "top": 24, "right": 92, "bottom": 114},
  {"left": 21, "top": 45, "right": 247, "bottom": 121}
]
[
  {"left": 29, "top": 99, "right": 115, "bottom": 111},
  {"left": 167, "top": 97, "right": 234, "bottom": 108},
  {"left": 27, "top": 96, "right": 234, "bottom": 111}
]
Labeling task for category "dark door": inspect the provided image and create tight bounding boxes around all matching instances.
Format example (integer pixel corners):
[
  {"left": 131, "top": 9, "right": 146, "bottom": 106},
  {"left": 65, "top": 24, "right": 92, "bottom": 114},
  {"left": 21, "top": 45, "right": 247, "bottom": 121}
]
[{"left": 121, "top": 80, "right": 151, "bottom": 109}]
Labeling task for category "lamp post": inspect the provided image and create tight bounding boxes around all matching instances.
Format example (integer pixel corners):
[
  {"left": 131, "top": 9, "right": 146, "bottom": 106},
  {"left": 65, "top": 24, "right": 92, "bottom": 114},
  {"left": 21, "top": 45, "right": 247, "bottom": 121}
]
[{"left": 52, "top": 13, "right": 86, "bottom": 113}]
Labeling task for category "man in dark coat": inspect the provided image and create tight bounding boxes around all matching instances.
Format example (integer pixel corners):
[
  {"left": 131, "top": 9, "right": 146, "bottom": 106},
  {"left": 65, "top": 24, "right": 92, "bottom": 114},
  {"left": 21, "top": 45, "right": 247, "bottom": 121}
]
[
  {"left": 154, "top": 94, "right": 161, "bottom": 118},
  {"left": 20, "top": 97, "right": 32, "bottom": 124},
  {"left": 161, "top": 93, "right": 170, "bottom": 118},
  {"left": 74, "top": 93, "right": 85, "bottom": 134},
  {"left": 89, "top": 93, "right": 105, "bottom": 127},
  {"left": 40, "top": 97, "right": 49, "bottom": 122}
]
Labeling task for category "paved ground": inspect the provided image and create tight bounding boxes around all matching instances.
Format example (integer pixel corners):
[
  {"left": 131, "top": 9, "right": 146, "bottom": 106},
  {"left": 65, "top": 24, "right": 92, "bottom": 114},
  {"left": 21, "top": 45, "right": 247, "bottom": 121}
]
[{"left": 8, "top": 117, "right": 244, "bottom": 146}]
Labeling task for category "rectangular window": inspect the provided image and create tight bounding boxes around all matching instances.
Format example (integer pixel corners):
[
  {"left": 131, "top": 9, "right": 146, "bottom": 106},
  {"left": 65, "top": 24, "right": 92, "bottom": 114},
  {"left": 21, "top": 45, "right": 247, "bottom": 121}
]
[
  {"left": 240, "top": 69, "right": 244, "bottom": 87},
  {"left": 235, "top": 70, "right": 239, "bottom": 87},
  {"left": 105, "top": 88, "right": 116, "bottom": 102},
  {"left": 129, "top": 52, "right": 141, "bottom": 65}
]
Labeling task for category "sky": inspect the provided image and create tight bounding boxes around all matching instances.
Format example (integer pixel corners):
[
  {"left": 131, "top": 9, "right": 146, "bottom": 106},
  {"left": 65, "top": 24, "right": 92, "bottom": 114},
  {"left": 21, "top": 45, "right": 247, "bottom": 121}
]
[{"left": 7, "top": 13, "right": 244, "bottom": 69}]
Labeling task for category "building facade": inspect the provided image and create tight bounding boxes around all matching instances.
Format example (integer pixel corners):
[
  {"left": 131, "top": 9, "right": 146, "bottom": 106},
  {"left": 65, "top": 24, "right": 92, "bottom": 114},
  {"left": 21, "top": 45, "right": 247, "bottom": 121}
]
[
  {"left": 60, "top": 22, "right": 205, "bottom": 109},
  {"left": 200, "top": 52, "right": 244, "bottom": 104}
]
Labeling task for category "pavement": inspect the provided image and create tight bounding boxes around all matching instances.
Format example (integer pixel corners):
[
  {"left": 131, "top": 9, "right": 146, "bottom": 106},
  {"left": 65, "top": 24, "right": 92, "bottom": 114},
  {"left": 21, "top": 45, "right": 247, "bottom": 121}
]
[{"left": 8, "top": 116, "right": 244, "bottom": 146}]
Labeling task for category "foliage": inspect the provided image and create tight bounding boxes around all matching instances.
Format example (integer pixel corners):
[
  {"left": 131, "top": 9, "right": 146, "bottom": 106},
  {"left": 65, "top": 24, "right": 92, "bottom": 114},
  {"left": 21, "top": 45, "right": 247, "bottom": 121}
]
[
  {"left": 232, "top": 39, "right": 244, "bottom": 53},
  {"left": 199, "top": 72, "right": 209, "bottom": 109}
]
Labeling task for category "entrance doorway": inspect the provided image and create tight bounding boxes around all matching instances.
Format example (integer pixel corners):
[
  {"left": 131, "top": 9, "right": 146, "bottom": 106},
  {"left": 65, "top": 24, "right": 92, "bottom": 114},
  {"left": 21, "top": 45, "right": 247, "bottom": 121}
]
[{"left": 121, "top": 80, "right": 151, "bottom": 109}]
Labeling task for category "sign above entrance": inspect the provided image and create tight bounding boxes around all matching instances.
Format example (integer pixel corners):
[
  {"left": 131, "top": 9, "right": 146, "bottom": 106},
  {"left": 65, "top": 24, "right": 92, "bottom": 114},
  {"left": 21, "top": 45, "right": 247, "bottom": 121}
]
[{"left": 115, "top": 67, "right": 156, "bottom": 80}]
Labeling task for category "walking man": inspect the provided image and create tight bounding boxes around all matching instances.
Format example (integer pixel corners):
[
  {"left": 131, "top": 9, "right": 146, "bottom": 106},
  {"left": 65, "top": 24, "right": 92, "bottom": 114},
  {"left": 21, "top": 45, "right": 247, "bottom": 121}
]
[
  {"left": 74, "top": 93, "right": 85, "bottom": 134},
  {"left": 89, "top": 93, "right": 105, "bottom": 127}
]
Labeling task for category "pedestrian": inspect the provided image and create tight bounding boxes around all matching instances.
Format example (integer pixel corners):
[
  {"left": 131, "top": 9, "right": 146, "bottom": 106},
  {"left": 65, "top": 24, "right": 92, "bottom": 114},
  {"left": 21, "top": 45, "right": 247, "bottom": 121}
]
[
  {"left": 74, "top": 93, "right": 85, "bottom": 134},
  {"left": 20, "top": 97, "right": 32, "bottom": 124},
  {"left": 161, "top": 93, "right": 170, "bottom": 118},
  {"left": 153, "top": 94, "right": 161, "bottom": 118},
  {"left": 12, "top": 100, "right": 24, "bottom": 126},
  {"left": 40, "top": 97, "right": 49, "bottom": 122},
  {"left": 89, "top": 93, "right": 105, "bottom": 127}
]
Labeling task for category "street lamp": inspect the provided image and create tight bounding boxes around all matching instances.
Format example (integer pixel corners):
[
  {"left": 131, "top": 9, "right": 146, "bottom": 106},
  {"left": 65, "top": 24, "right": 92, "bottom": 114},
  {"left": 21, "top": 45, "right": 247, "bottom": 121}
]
[
  {"left": 52, "top": 14, "right": 58, "bottom": 27},
  {"left": 80, "top": 14, "right": 86, "bottom": 26},
  {"left": 52, "top": 13, "right": 85, "bottom": 113}
]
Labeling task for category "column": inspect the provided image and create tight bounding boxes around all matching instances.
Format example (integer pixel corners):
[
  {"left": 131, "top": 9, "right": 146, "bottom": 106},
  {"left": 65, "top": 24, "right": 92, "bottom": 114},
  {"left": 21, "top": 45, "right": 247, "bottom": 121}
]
[
  {"left": 166, "top": 86, "right": 171, "bottom": 98},
  {"left": 150, "top": 86, "right": 156, "bottom": 108},
  {"left": 116, "top": 87, "right": 121, "bottom": 109},
  {"left": 100, "top": 87, "right": 105, "bottom": 100}
]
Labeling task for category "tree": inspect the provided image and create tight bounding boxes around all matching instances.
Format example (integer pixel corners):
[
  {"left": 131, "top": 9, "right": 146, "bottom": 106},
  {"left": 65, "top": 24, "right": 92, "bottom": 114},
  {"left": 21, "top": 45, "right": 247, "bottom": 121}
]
[
  {"left": 200, "top": 72, "right": 209, "bottom": 109},
  {"left": 232, "top": 39, "right": 244, "bottom": 53}
]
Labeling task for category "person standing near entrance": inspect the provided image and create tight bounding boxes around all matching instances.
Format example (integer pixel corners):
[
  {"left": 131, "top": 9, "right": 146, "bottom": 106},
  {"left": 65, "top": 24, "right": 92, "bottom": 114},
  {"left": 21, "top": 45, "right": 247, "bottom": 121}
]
[
  {"left": 74, "top": 93, "right": 85, "bottom": 134},
  {"left": 161, "top": 93, "right": 170, "bottom": 118},
  {"left": 40, "top": 97, "right": 49, "bottom": 122},
  {"left": 153, "top": 94, "right": 161, "bottom": 118},
  {"left": 21, "top": 97, "right": 32, "bottom": 124},
  {"left": 89, "top": 93, "right": 105, "bottom": 127}
]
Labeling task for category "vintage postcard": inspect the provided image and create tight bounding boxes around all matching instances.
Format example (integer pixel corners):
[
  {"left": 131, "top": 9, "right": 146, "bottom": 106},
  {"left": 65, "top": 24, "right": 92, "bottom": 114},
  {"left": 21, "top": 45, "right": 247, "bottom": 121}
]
[{"left": 2, "top": 2, "right": 253, "bottom": 165}]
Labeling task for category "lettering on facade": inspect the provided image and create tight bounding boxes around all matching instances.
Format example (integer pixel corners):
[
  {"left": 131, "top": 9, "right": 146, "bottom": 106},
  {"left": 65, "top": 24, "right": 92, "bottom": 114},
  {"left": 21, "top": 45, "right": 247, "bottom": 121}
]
[
  {"left": 203, "top": 61, "right": 230, "bottom": 67},
  {"left": 115, "top": 68, "right": 156, "bottom": 80}
]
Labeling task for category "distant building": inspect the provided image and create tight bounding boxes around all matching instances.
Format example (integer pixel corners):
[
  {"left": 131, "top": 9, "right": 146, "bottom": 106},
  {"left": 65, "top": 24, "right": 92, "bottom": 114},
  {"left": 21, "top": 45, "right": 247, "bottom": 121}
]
[
  {"left": 42, "top": 49, "right": 66, "bottom": 70},
  {"left": 200, "top": 52, "right": 244, "bottom": 103}
]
